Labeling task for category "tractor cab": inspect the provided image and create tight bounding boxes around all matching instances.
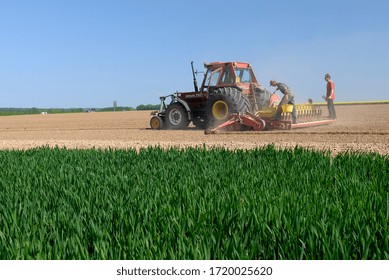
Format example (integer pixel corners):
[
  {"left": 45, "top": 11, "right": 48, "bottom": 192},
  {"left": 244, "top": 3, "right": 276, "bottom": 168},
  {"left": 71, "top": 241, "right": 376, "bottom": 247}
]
[{"left": 200, "top": 62, "right": 259, "bottom": 95}]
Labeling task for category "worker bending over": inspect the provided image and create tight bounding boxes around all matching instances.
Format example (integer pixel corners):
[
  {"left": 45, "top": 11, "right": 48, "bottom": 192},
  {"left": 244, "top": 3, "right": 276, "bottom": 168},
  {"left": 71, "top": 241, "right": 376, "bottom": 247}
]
[{"left": 270, "top": 80, "right": 298, "bottom": 124}]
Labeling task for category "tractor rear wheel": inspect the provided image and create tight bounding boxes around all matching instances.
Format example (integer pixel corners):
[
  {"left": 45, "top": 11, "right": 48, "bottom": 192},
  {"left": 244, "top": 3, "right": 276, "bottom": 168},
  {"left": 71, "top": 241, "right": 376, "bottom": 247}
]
[
  {"left": 165, "top": 103, "right": 189, "bottom": 129},
  {"left": 206, "top": 87, "right": 250, "bottom": 128}
]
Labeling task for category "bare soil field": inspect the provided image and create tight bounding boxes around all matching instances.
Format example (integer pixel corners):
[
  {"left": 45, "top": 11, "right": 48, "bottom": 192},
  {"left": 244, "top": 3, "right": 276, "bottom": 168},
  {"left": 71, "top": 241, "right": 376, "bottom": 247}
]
[{"left": 0, "top": 104, "right": 388, "bottom": 155}]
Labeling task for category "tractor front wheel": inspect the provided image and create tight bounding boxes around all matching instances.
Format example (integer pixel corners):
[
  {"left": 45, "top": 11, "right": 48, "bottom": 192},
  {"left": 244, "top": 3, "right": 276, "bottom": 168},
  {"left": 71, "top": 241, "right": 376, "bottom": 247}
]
[
  {"left": 150, "top": 115, "right": 164, "bottom": 129},
  {"left": 165, "top": 103, "right": 189, "bottom": 129}
]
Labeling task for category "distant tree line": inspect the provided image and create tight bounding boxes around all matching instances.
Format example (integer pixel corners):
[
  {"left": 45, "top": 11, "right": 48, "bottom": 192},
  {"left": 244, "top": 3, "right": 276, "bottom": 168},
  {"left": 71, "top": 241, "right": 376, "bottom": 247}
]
[
  {"left": 136, "top": 104, "right": 160, "bottom": 110},
  {"left": 98, "top": 104, "right": 160, "bottom": 111},
  {"left": 0, "top": 104, "right": 160, "bottom": 116},
  {"left": 98, "top": 106, "right": 135, "bottom": 112},
  {"left": 0, "top": 108, "right": 84, "bottom": 116}
]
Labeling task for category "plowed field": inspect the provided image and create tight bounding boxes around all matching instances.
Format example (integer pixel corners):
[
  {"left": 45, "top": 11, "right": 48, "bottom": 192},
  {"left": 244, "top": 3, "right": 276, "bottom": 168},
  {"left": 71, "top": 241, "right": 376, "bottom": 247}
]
[{"left": 0, "top": 104, "right": 388, "bottom": 155}]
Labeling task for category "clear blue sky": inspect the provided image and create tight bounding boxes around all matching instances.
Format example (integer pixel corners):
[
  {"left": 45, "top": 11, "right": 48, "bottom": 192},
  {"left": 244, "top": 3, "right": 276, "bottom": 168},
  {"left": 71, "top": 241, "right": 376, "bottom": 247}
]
[{"left": 1, "top": 0, "right": 388, "bottom": 108}]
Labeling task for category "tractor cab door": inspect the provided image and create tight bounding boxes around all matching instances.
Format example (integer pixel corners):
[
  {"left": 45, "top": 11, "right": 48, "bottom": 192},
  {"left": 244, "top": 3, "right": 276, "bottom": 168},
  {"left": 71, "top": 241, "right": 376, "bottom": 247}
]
[
  {"left": 220, "top": 64, "right": 235, "bottom": 85},
  {"left": 203, "top": 67, "right": 222, "bottom": 94}
]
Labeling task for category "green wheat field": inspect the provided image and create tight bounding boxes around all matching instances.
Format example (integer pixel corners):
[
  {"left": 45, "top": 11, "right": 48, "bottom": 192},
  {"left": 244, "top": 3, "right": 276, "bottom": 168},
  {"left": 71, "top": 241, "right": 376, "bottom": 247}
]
[{"left": 0, "top": 145, "right": 388, "bottom": 260}]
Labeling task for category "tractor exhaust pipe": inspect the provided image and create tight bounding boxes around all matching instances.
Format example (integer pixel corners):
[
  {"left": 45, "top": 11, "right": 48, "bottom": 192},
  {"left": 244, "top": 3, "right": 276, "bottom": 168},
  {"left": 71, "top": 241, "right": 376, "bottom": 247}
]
[{"left": 191, "top": 61, "right": 199, "bottom": 92}]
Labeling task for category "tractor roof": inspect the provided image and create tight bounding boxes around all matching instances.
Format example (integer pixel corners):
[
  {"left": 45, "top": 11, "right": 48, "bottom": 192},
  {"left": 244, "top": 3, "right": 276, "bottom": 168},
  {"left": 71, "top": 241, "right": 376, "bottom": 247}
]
[{"left": 204, "top": 61, "right": 251, "bottom": 70}]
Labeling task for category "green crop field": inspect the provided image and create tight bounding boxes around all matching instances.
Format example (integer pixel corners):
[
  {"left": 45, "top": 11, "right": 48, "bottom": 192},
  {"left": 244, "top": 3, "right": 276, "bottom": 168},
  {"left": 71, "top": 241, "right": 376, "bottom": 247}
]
[{"left": 0, "top": 146, "right": 388, "bottom": 260}]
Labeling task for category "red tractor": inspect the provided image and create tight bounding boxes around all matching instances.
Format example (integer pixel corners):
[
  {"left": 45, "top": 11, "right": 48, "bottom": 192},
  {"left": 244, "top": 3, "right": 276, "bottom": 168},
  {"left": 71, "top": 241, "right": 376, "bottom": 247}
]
[{"left": 150, "top": 61, "right": 271, "bottom": 129}]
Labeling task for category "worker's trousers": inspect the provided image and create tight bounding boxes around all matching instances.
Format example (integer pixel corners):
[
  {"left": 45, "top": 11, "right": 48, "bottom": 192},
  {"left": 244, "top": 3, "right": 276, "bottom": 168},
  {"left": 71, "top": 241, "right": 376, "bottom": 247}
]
[{"left": 327, "top": 99, "right": 337, "bottom": 119}]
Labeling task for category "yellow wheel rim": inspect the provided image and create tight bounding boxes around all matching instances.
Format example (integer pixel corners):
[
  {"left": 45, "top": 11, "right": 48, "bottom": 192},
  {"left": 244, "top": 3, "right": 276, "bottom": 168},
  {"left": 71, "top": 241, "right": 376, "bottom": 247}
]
[{"left": 212, "top": 100, "right": 229, "bottom": 120}]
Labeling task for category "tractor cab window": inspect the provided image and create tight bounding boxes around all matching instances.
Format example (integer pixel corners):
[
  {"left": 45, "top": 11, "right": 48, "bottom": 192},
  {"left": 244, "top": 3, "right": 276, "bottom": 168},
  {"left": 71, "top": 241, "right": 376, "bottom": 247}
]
[
  {"left": 235, "top": 68, "right": 251, "bottom": 83},
  {"left": 206, "top": 68, "right": 221, "bottom": 87}
]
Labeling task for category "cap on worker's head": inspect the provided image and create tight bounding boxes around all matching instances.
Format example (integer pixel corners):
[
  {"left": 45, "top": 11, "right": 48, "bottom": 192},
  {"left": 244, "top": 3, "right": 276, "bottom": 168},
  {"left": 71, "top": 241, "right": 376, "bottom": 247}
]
[
  {"left": 270, "top": 80, "right": 277, "bottom": 86},
  {"left": 324, "top": 73, "right": 331, "bottom": 80}
]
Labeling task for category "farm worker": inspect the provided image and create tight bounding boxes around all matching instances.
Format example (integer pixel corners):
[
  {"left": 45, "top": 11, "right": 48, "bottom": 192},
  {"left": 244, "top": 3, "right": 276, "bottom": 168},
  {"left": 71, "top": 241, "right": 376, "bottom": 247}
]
[
  {"left": 269, "top": 80, "right": 297, "bottom": 124},
  {"left": 324, "top": 73, "right": 337, "bottom": 119}
]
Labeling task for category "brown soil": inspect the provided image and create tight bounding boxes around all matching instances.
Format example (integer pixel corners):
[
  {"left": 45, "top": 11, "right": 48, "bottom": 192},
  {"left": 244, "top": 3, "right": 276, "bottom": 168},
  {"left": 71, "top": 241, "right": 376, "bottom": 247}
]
[{"left": 0, "top": 104, "right": 388, "bottom": 155}]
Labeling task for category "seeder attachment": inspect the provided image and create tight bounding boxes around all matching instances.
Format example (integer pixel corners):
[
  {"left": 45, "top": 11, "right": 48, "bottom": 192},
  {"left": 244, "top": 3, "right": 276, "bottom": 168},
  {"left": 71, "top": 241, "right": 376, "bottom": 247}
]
[{"left": 204, "top": 112, "right": 336, "bottom": 134}]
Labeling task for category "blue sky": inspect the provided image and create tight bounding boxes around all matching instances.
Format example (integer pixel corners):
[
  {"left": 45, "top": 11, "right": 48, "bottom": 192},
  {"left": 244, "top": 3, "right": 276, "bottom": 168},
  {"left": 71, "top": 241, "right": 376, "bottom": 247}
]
[{"left": 1, "top": 0, "right": 388, "bottom": 108}]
